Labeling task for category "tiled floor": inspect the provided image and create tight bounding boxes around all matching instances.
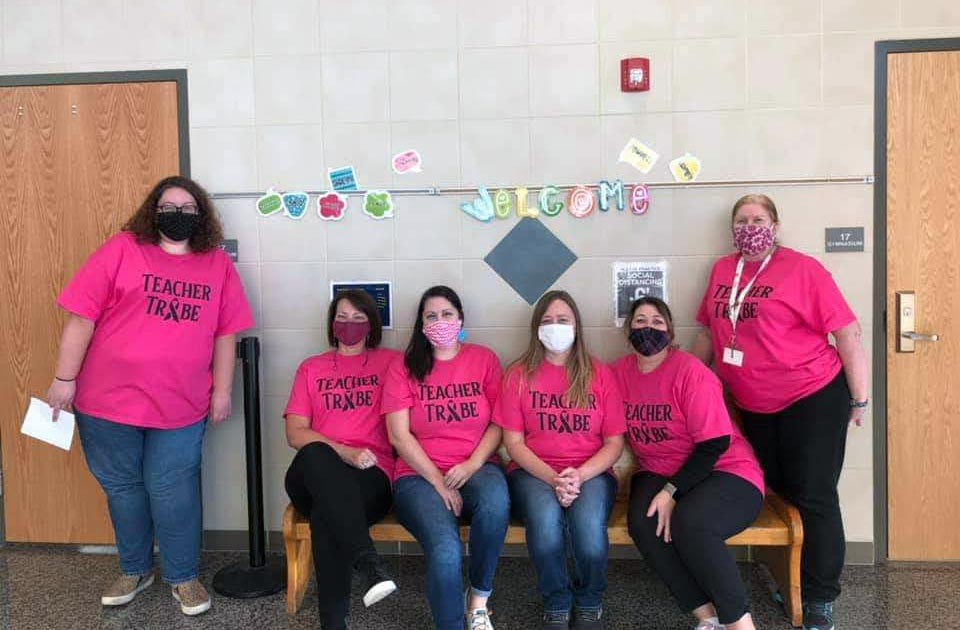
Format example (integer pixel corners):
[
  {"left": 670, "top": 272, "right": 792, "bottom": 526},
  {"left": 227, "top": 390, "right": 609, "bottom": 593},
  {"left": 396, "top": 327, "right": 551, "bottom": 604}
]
[{"left": 0, "top": 545, "right": 956, "bottom": 629}]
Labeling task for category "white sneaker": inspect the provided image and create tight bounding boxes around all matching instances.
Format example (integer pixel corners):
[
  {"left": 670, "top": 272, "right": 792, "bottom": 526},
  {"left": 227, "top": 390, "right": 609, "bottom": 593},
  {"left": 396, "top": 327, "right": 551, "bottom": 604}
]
[{"left": 468, "top": 608, "right": 494, "bottom": 630}]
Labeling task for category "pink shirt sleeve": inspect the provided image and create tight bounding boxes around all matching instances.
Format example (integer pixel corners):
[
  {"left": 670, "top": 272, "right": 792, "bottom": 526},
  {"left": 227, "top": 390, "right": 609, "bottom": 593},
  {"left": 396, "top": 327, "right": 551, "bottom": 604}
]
[
  {"left": 492, "top": 368, "right": 525, "bottom": 433},
  {"left": 680, "top": 363, "right": 732, "bottom": 443},
  {"left": 483, "top": 352, "right": 504, "bottom": 409},
  {"left": 381, "top": 355, "right": 414, "bottom": 415},
  {"left": 284, "top": 363, "right": 312, "bottom": 419},
  {"left": 57, "top": 234, "right": 126, "bottom": 322},
  {"left": 597, "top": 363, "right": 627, "bottom": 438},
  {"left": 216, "top": 258, "right": 255, "bottom": 336},
  {"left": 802, "top": 258, "right": 857, "bottom": 335},
  {"left": 696, "top": 263, "right": 717, "bottom": 327}
]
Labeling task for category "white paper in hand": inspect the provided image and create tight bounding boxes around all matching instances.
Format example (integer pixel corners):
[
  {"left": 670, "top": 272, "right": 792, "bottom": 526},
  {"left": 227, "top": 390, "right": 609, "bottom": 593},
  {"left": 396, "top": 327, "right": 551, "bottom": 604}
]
[{"left": 21, "top": 397, "right": 75, "bottom": 451}]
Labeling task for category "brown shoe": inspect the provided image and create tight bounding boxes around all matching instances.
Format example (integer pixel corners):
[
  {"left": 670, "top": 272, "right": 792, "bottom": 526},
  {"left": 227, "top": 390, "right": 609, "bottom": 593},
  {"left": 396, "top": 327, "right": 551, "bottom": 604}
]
[
  {"left": 101, "top": 573, "right": 154, "bottom": 606},
  {"left": 171, "top": 580, "right": 211, "bottom": 616}
]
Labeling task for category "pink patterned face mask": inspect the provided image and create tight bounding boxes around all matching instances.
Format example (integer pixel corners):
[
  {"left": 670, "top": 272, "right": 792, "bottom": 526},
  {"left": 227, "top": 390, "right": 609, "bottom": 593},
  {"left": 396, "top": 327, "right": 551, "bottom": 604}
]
[
  {"left": 733, "top": 224, "right": 775, "bottom": 257},
  {"left": 423, "top": 320, "right": 462, "bottom": 348}
]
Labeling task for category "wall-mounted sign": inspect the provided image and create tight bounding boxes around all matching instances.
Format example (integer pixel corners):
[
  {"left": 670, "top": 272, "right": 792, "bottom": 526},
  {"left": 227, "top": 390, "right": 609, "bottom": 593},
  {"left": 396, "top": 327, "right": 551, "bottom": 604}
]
[
  {"left": 221, "top": 239, "right": 238, "bottom": 262},
  {"left": 825, "top": 227, "right": 865, "bottom": 252},
  {"left": 330, "top": 281, "right": 393, "bottom": 329},
  {"left": 613, "top": 261, "right": 668, "bottom": 326}
]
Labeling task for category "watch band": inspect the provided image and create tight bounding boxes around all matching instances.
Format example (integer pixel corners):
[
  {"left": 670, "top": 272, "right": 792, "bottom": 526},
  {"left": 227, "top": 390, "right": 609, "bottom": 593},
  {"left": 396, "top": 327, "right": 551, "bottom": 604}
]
[
  {"left": 663, "top": 482, "right": 678, "bottom": 497},
  {"left": 849, "top": 398, "right": 869, "bottom": 409}
]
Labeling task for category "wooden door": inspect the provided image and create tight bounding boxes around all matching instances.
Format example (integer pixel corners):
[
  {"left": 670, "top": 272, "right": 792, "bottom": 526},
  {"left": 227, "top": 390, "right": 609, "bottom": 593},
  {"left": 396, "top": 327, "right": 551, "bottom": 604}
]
[
  {"left": 886, "top": 50, "right": 960, "bottom": 560},
  {"left": 0, "top": 80, "right": 181, "bottom": 543}
]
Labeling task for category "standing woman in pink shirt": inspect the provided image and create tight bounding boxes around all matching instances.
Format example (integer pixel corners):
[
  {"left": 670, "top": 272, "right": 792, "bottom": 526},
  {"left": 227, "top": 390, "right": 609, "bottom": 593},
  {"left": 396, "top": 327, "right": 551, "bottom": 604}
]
[
  {"left": 495, "top": 290, "right": 626, "bottom": 630},
  {"left": 282, "top": 289, "right": 400, "bottom": 629},
  {"left": 384, "top": 285, "right": 509, "bottom": 630},
  {"left": 612, "top": 297, "right": 764, "bottom": 630},
  {"left": 46, "top": 176, "right": 254, "bottom": 616},
  {"left": 692, "top": 194, "right": 869, "bottom": 630}
]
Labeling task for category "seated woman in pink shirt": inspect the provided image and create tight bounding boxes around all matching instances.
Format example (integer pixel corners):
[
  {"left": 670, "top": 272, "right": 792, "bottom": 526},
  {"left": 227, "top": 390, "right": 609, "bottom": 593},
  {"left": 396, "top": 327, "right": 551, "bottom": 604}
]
[
  {"left": 384, "top": 285, "right": 509, "bottom": 630},
  {"left": 692, "top": 195, "right": 868, "bottom": 630},
  {"left": 47, "top": 176, "right": 254, "bottom": 616},
  {"left": 611, "top": 297, "right": 764, "bottom": 630},
  {"left": 495, "top": 290, "right": 626, "bottom": 630},
  {"left": 283, "top": 289, "right": 400, "bottom": 630}
]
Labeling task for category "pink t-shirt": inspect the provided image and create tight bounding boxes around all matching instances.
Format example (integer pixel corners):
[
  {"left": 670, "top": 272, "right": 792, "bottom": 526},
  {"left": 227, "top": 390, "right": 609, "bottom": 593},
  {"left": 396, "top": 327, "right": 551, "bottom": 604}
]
[
  {"left": 696, "top": 247, "right": 856, "bottom": 414},
  {"left": 611, "top": 350, "right": 764, "bottom": 495},
  {"left": 493, "top": 359, "right": 627, "bottom": 473},
  {"left": 381, "top": 344, "right": 503, "bottom": 480},
  {"left": 285, "top": 348, "right": 399, "bottom": 480},
  {"left": 57, "top": 232, "right": 255, "bottom": 429}
]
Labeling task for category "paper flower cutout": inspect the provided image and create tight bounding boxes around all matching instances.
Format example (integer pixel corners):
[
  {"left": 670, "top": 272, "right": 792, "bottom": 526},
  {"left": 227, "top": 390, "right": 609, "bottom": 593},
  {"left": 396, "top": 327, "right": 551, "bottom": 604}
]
[
  {"left": 363, "top": 190, "right": 394, "bottom": 220},
  {"left": 318, "top": 192, "right": 348, "bottom": 221}
]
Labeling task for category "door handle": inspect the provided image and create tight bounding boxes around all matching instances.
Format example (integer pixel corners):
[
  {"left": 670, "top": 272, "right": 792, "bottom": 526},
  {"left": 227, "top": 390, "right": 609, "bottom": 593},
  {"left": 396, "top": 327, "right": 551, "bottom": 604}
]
[
  {"left": 901, "top": 331, "right": 940, "bottom": 342},
  {"left": 896, "top": 291, "right": 939, "bottom": 352}
]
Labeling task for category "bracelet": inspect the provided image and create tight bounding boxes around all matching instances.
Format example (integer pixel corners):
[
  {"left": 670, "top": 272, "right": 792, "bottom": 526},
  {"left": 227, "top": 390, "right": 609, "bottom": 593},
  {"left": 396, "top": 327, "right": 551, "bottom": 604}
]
[
  {"left": 849, "top": 398, "right": 869, "bottom": 409},
  {"left": 663, "top": 482, "right": 678, "bottom": 497},
  {"left": 54, "top": 376, "right": 77, "bottom": 382}
]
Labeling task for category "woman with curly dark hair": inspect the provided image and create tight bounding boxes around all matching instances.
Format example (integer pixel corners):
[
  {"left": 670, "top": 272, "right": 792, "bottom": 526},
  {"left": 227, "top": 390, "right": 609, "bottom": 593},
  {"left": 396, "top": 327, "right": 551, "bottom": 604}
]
[{"left": 47, "top": 176, "right": 253, "bottom": 617}]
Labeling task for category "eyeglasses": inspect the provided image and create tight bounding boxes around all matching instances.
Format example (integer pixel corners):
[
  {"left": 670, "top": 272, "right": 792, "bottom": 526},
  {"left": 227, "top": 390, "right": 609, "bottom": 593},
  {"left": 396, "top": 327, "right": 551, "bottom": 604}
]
[{"left": 157, "top": 203, "right": 199, "bottom": 215}]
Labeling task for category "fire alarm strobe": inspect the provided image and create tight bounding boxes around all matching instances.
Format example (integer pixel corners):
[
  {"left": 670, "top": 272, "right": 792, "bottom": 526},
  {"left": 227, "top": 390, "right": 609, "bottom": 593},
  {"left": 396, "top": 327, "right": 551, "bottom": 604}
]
[{"left": 621, "top": 57, "right": 650, "bottom": 92}]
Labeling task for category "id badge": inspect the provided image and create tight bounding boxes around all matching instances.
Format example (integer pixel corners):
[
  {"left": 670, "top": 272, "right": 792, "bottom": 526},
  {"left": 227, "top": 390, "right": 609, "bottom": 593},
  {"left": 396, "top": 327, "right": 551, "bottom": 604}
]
[{"left": 722, "top": 347, "right": 744, "bottom": 367}]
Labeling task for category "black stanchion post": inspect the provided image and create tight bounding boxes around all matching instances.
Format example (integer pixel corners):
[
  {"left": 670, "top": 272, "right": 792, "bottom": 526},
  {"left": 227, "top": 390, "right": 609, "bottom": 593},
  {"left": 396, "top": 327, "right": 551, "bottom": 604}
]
[{"left": 213, "top": 336, "right": 285, "bottom": 598}]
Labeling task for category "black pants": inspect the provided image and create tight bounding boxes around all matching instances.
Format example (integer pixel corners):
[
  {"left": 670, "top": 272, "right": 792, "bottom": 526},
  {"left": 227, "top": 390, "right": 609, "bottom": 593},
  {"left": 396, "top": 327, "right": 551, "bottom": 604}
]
[
  {"left": 285, "top": 442, "right": 392, "bottom": 629},
  {"left": 739, "top": 370, "right": 850, "bottom": 603},
  {"left": 628, "top": 472, "right": 762, "bottom": 625}
]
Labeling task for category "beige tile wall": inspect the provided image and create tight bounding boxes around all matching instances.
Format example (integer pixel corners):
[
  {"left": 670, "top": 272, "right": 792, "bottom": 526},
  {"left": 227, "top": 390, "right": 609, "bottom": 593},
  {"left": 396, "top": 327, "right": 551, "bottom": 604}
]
[{"left": 5, "top": 0, "right": 960, "bottom": 540}]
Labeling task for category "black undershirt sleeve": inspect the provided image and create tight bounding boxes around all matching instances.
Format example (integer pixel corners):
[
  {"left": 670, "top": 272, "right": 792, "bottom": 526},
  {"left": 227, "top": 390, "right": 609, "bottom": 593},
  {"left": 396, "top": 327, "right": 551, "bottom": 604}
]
[{"left": 668, "top": 435, "right": 730, "bottom": 496}]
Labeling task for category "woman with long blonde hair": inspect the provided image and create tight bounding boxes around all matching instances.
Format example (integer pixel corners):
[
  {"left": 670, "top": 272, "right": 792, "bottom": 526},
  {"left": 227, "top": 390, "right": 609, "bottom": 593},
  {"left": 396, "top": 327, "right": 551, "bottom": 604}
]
[{"left": 494, "top": 291, "right": 626, "bottom": 630}]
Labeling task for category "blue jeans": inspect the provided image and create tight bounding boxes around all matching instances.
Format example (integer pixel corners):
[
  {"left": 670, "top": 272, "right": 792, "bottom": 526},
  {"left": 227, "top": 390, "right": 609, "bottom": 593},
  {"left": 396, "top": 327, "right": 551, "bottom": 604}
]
[
  {"left": 394, "top": 463, "right": 510, "bottom": 630},
  {"left": 509, "top": 469, "right": 616, "bottom": 615},
  {"left": 76, "top": 412, "right": 206, "bottom": 585}
]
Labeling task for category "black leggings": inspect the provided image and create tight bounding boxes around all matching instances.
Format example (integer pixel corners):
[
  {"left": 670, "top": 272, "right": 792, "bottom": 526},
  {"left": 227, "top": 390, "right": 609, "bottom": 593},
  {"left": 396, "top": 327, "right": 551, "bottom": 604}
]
[
  {"left": 739, "top": 370, "right": 850, "bottom": 603},
  {"left": 628, "top": 472, "right": 763, "bottom": 625},
  {"left": 285, "top": 442, "right": 392, "bottom": 629}
]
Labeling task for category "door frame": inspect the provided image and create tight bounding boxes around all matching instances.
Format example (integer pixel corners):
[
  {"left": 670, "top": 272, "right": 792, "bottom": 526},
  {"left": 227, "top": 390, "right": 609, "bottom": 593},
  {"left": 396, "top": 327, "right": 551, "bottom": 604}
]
[
  {"left": 0, "top": 69, "right": 190, "bottom": 546},
  {"left": 873, "top": 37, "right": 960, "bottom": 564},
  {"left": 0, "top": 69, "right": 190, "bottom": 174}
]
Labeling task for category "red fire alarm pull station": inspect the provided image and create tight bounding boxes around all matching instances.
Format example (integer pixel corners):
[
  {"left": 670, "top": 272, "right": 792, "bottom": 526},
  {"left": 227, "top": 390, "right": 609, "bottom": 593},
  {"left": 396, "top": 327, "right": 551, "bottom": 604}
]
[{"left": 621, "top": 58, "right": 650, "bottom": 92}]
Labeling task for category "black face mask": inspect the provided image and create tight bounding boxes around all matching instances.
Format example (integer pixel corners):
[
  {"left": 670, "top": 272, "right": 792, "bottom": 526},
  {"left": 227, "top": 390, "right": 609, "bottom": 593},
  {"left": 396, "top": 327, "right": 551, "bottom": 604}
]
[
  {"left": 629, "top": 327, "right": 671, "bottom": 357},
  {"left": 157, "top": 212, "right": 200, "bottom": 243}
]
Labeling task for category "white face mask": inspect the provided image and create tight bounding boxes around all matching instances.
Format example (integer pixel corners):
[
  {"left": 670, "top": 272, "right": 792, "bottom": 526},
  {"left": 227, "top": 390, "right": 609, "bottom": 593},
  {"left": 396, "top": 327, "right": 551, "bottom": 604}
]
[{"left": 538, "top": 323, "right": 576, "bottom": 354}]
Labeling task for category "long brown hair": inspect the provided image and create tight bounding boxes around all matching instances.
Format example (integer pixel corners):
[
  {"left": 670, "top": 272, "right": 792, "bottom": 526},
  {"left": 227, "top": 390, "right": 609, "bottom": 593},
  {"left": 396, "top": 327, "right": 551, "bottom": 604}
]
[
  {"left": 510, "top": 290, "right": 594, "bottom": 409},
  {"left": 122, "top": 176, "right": 223, "bottom": 252},
  {"left": 404, "top": 285, "right": 464, "bottom": 382}
]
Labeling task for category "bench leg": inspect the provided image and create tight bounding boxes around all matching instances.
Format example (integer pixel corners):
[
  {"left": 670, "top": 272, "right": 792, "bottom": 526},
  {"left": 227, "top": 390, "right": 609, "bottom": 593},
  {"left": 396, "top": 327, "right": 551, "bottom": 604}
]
[
  {"left": 285, "top": 534, "right": 313, "bottom": 615},
  {"left": 755, "top": 544, "right": 802, "bottom": 627}
]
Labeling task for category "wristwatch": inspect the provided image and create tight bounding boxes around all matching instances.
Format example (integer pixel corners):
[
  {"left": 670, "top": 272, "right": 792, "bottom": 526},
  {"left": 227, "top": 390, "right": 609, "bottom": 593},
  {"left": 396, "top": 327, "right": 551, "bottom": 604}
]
[
  {"left": 849, "top": 398, "right": 869, "bottom": 409},
  {"left": 663, "top": 482, "right": 678, "bottom": 497}
]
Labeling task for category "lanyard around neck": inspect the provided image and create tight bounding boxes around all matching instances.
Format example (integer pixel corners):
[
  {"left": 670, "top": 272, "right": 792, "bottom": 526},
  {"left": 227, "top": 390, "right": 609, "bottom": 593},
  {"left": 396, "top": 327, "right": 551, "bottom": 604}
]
[{"left": 727, "top": 248, "right": 775, "bottom": 344}]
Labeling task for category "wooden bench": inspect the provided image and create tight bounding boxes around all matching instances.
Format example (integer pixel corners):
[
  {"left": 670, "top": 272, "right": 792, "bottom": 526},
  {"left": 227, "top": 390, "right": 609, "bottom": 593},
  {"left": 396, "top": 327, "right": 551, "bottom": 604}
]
[{"left": 282, "top": 490, "right": 803, "bottom": 626}]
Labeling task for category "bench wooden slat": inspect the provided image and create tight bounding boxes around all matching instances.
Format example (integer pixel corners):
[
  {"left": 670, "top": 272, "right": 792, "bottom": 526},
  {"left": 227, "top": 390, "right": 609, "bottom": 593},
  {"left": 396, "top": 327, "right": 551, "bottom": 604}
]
[
  {"left": 293, "top": 500, "right": 792, "bottom": 546},
  {"left": 284, "top": 494, "right": 803, "bottom": 626}
]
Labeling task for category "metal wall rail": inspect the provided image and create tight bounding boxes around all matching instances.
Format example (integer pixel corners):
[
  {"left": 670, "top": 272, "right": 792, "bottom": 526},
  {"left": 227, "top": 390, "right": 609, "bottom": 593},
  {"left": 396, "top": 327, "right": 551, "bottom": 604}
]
[{"left": 211, "top": 175, "right": 874, "bottom": 200}]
